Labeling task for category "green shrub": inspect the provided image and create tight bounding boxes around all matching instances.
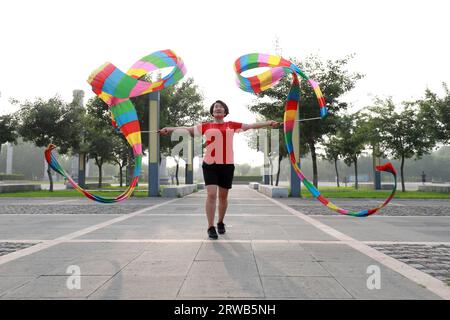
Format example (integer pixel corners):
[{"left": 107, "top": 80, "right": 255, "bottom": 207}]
[
  {"left": 0, "top": 174, "right": 26, "bottom": 181},
  {"left": 233, "top": 176, "right": 262, "bottom": 182}
]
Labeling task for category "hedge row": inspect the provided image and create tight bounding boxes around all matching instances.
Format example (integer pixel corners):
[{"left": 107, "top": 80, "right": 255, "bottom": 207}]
[
  {"left": 0, "top": 174, "right": 26, "bottom": 181},
  {"left": 232, "top": 176, "right": 263, "bottom": 182}
]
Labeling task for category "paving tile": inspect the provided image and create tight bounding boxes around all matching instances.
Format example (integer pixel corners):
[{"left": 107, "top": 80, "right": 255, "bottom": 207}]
[
  {"left": 3, "top": 276, "right": 111, "bottom": 298},
  {"left": 89, "top": 275, "right": 185, "bottom": 299},
  {"left": 261, "top": 276, "right": 353, "bottom": 299}
]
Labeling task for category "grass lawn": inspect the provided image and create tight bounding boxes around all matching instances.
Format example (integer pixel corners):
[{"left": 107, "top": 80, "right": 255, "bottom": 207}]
[
  {"left": 0, "top": 189, "right": 150, "bottom": 198},
  {"left": 1, "top": 185, "right": 449, "bottom": 199},
  {"left": 298, "top": 186, "right": 450, "bottom": 199}
]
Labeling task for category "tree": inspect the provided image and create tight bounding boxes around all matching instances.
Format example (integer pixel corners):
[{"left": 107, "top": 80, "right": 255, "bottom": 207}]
[
  {"left": 322, "top": 135, "right": 344, "bottom": 187},
  {"left": 159, "top": 77, "right": 208, "bottom": 185},
  {"left": 84, "top": 77, "right": 207, "bottom": 187},
  {"left": 245, "top": 115, "right": 288, "bottom": 186},
  {"left": 0, "top": 114, "right": 17, "bottom": 157},
  {"left": 249, "top": 54, "right": 363, "bottom": 187},
  {"left": 416, "top": 83, "right": 450, "bottom": 145},
  {"left": 338, "top": 114, "right": 367, "bottom": 190},
  {"left": 368, "top": 98, "right": 436, "bottom": 192},
  {"left": 86, "top": 127, "right": 115, "bottom": 188},
  {"left": 84, "top": 100, "right": 118, "bottom": 188},
  {"left": 17, "top": 96, "right": 85, "bottom": 191},
  {"left": 237, "top": 163, "right": 251, "bottom": 176},
  {"left": 111, "top": 135, "right": 131, "bottom": 187},
  {"left": 357, "top": 108, "right": 386, "bottom": 187}
]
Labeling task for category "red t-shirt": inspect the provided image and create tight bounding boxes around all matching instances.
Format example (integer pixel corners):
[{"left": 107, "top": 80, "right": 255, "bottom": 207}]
[{"left": 197, "top": 121, "right": 243, "bottom": 164}]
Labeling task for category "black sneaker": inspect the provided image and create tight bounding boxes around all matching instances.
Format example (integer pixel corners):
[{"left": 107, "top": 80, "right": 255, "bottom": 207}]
[
  {"left": 207, "top": 226, "right": 218, "bottom": 239},
  {"left": 217, "top": 222, "right": 226, "bottom": 234}
]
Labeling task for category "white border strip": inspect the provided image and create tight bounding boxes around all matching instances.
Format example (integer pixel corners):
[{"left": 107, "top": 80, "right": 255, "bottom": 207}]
[
  {"left": 256, "top": 190, "right": 450, "bottom": 300},
  {"left": 65, "top": 239, "right": 344, "bottom": 244},
  {"left": 1, "top": 239, "right": 449, "bottom": 245}
]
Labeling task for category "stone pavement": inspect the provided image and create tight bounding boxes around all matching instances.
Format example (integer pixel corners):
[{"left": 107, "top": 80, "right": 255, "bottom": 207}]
[{"left": 0, "top": 185, "right": 449, "bottom": 299}]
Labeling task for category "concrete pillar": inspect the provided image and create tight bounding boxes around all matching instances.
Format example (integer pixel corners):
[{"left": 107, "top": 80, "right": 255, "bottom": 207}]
[
  {"left": 148, "top": 92, "right": 160, "bottom": 197},
  {"left": 185, "top": 135, "right": 194, "bottom": 184},
  {"left": 373, "top": 144, "right": 381, "bottom": 190},
  {"left": 262, "top": 129, "right": 270, "bottom": 185},
  {"left": 6, "top": 143, "right": 13, "bottom": 174},
  {"left": 290, "top": 108, "right": 301, "bottom": 197},
  {"left": 72, "top": 90, "right": 85, "bottom": 186}
]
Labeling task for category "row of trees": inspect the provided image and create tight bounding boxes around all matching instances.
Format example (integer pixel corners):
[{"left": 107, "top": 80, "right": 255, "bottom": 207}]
[
  {"left": 1, "top": 54, "right": 448, "bottom": 194},
  {"left": 248, "top": 54, "right": 449, "bottom": 192},
  {"left": 321, "top": 89, "right": 449, "bottom": 192},
  {"left": 1, "top": 77, "right": 207, "bottom": 191}
]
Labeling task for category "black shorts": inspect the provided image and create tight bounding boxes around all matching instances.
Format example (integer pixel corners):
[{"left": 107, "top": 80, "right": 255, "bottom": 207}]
[{"left": 202, "top": 163, "right": 235, "bottom": 189}]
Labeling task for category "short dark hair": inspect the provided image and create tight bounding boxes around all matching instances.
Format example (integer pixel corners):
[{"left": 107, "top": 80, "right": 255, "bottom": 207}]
[{"left": 209, "top": 100, "right": 229, "bottom": 117}]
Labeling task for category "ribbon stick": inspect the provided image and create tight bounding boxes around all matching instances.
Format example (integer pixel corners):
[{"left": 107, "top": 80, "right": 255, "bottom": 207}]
[
  {"left": 234, "top": 53, "right": 397, "bottom": 217},
  {"left": 45, "top": 50, "right": 186, "bottom": 203}
]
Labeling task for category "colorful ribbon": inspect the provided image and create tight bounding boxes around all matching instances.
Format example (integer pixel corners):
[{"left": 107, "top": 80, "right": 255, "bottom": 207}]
[
  {"left": 45, "top": 49, "right": 186, "bottom": 203},
  {"left": 234, "top": 53, "right": 397, "bottom": 217}
]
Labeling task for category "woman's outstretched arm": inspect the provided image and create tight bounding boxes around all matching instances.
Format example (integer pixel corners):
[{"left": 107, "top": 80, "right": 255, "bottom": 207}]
[
  {"left": 160, "top": 125, "right": 200, "bottom": 136},
  {"left": 241, "top": 120, "right": 279, "bottom": 131}
]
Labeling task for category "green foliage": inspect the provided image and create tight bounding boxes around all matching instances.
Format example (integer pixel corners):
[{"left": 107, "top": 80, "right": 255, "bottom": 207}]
[
  {"left": 416, "top": 83, "right": 450, "bottom": 144},
  {"left": 322, "top": 134, "right": 345, "bottom": 187},
  {"left": 248, "top": 54, "right": 363, "bottom": 187},
  {"left": 0, "top": 173, "right": 25, "bottom": 180},
  {"left": 368, "top": 98, "right": 436, "bottom": 161},
  {"left": 0, "top": 114, "right": 17, "bottom": 146},
  {"left": 338, "top": 115, "right": 366, "bottom": 166},
  {"left": 300, "top": 187, "right": 450, "bottom": 199},
  {"left": 83, "top": 77, "right": 207, "bottom": 186},
  {"left": 17, "top": 96, "right": 85, "bottom": 154},
  {"left": 322, "top": 136, "right": 343, "bottom": 164},
  {"left": 366, "top": 97, "right": 437, "bottom": 192},
  {"left": 159, "top": 77, "right": 208, "bottom": 157},
  {"left": 232, "top": 175, "right": 263, "bottom": 182}
]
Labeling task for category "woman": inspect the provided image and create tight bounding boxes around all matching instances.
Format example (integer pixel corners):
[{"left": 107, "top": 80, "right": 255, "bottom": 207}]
[{"left": 160, "top": 100, "right": 278, "bottom": 239}]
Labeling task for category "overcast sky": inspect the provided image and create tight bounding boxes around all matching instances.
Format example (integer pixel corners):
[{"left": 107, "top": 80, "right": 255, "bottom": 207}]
[{"left": 1, "top": 0, "right": 449, "bottom": 165}]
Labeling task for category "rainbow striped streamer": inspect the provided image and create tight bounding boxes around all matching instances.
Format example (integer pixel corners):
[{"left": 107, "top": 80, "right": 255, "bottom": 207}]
[
  {"left": 45, "top": 49, "right": 186, "bottom": 203},
  {"left": 234, "top": 53, "right": 397, "bottom": 217}
]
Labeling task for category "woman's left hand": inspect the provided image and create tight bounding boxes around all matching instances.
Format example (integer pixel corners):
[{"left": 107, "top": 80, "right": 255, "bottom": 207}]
[{"left": 269, "top": 120, "right": 280, "bottom": 128}]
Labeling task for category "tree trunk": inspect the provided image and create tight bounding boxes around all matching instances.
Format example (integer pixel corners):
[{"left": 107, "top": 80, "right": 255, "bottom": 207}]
[
  {"left": 47, "top": 167, "right": 54, "bottom": 192},
  {"left": 401, "top": 155, "right": 406, "bottom": 192},
  {"left": 309, "top": 141, "right": 319, "bottom": 187},
  {"left": 126, "top": 162, "right": 134, "bottom": 186},
  {"left": 354, "top": 158, "right": 359, "bottom": 190},
  {"left": 175, "top": 162, "right": 179, "bottom": 186},
  {"left": 119, "top": 166, "right": 123, "bottom": 187},
  {"left": 275, "top": 155, "right": 283, "bottom": 186},
  {"left": 334, "top": 159, "right": 340, "bottom": 187},
  {"left": 98, "top": 164, "right": 103, "bottom": 188}
]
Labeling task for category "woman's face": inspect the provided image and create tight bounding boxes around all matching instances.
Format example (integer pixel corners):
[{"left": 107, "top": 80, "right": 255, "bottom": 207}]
[{"left": 212, "top": 102, "right": 226, "bottom": 119}]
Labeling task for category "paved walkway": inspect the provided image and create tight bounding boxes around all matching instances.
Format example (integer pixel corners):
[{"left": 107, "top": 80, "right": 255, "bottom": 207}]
[{"left": 0, "top": 185, "right": 449, "bottom": 299}]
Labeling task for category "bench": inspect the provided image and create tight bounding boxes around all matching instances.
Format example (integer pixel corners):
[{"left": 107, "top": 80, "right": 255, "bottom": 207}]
[
  {"left": 196, "top": 183, "right": 205, "bottom": 190},
  {"left": 418, "top": 185, "right": 450, "bottom": 193},
  {"left": 257, "top": 184, "right": 288, "bottom": 198},
  {"left": 162, "top": 184, "right": 197, "bottom": 197},
  {"left": 0, "top": 184, "right": 41, "bottom": 193},
  {"left": 248, "top": 182, "right": 259, "bottom": 190}
]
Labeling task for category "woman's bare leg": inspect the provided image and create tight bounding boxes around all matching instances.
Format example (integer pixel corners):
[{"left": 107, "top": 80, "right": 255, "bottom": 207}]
[
  {"left": 205, "top": 185, "right": 218, "bottom": 227},
  {"left": 218, "top": 187, "right": 229, "bottom": 223}
]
